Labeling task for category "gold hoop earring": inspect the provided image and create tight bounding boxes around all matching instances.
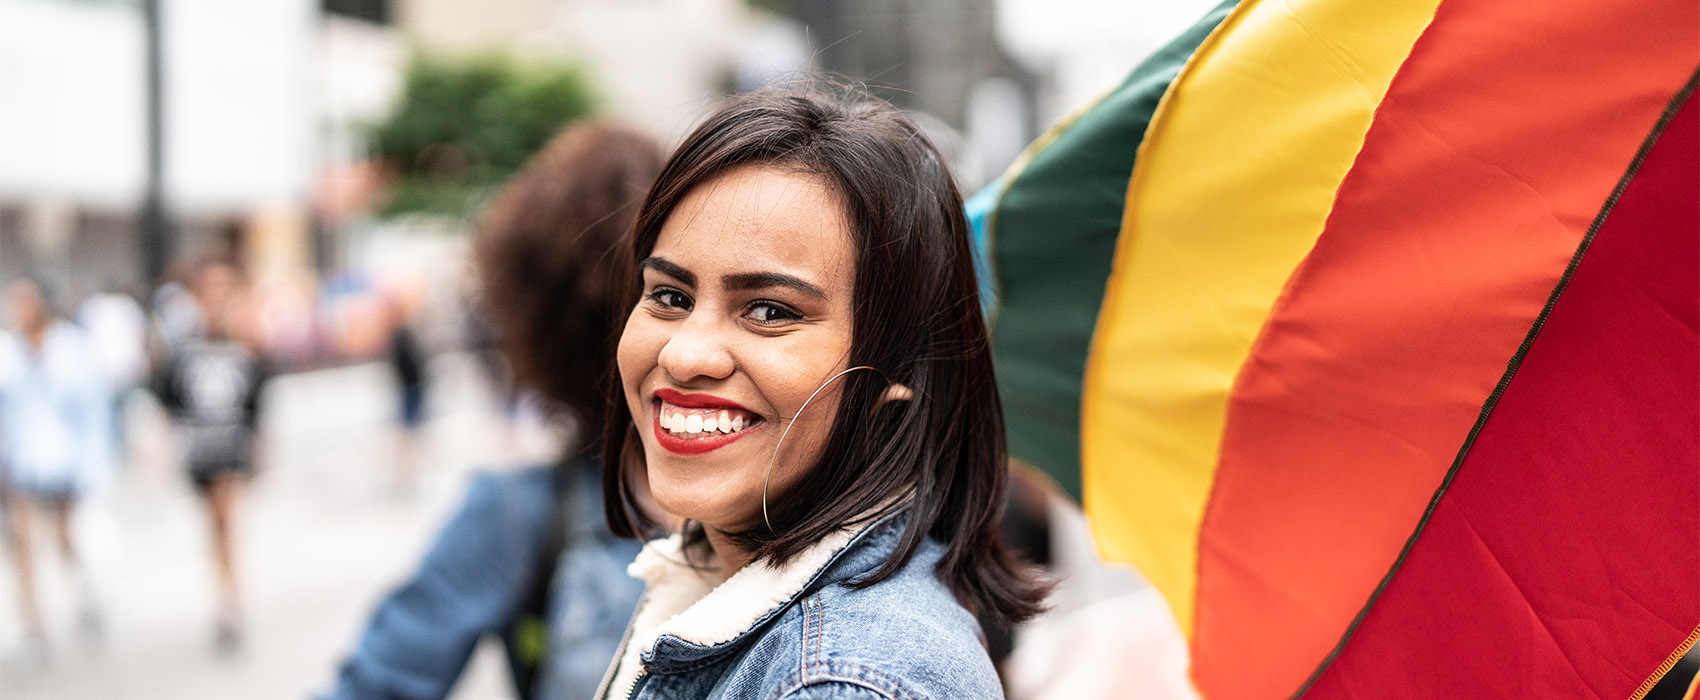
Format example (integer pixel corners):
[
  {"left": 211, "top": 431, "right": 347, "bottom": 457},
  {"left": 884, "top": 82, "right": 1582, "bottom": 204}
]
[{"left": 763, "top": 365, "right": 887, "bottom": 534}]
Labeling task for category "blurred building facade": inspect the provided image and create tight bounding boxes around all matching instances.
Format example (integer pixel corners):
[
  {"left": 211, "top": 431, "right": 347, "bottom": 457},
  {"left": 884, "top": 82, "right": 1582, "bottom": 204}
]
[
  {"left": 391, "top": 0, "right": 771, "bottom": 140},
  {"left": 0, "top": 0, "right": 767, "bottom": 306},
  {"left": 751, "top": 0, "right": 1221, "bottom": 185},
  {"left": 0, "top": 0, "right": 316, "bottom": 300},
  {"left": 0, "top": 0, "right": 1212, "bottom": 308}
]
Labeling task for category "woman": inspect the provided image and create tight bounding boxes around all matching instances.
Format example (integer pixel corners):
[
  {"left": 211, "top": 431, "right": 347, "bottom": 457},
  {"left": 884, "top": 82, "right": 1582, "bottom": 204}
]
[
  {"left": 599, "top": 85, "right": 1049, "bottom": 699},
  {"left": 0, "top": 277, "right": 113, "bottom": 670},
  {"left": 152, "top": 253, "right": 268, "bottom": 652},
  {"left": 322, "top": 121, "right": 664, "bottom": 700}
]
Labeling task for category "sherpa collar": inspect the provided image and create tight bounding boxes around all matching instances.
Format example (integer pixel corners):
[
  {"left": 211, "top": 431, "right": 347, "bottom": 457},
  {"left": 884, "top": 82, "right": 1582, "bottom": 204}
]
[{"left": 622, "top": 509, "right": 906, "bottom": 673}]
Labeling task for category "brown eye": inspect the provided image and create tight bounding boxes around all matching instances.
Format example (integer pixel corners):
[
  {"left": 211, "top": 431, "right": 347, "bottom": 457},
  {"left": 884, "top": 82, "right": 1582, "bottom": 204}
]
[
  {"left": 743, "top": 301, "right": 801, "bottom": 325},
  {"left": 646, "top": 288, "right": 692, "bottom": 311}
]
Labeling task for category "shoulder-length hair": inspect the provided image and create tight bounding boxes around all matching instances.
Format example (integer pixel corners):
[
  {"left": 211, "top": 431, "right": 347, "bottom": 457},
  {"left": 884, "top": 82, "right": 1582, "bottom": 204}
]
[
  {"left": 475, "top": 121, "right": 664, "bottom": 444},
  {"left": 603, "top": 83, "right": 1046, "bottom": 626}
]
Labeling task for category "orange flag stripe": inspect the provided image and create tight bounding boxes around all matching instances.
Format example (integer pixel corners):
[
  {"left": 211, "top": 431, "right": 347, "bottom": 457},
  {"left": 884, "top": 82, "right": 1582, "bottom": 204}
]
[
  {"left": 1081, "top": 0, "right": 1441, "bottom": 642},
  {"left": 1192, "top": 0, "right": 1700, "bottom": 698}
]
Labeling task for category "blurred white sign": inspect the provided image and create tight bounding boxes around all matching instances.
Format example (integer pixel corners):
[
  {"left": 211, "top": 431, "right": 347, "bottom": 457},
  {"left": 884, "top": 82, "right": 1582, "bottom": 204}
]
[
  {"left": 0, "top": 0, "right": 146, "bottom": 209},
  {"left": 0, "top": 0, "right": 314, "bottom": 214}
]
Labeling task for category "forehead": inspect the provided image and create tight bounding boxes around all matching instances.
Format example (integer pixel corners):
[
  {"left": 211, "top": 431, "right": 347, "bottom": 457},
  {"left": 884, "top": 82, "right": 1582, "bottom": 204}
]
[{"left": 653, "top": 165, "right": 855, "bottom": 287}]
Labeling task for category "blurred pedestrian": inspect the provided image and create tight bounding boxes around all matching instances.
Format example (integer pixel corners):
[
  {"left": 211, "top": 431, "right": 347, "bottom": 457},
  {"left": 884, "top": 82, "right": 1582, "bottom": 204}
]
[
  {"left": 151, "top": 253, "right": 268, "bottom": 654},
  {"left": 0, "top": 277, "right": 114, "bottom": 671},
  {"left": 150, "top": 259, "right": 203, "bottom": 356},
  {"left": 77, "top": 282, "right": 151, "bottom": 468},
  {"left": 984, "top": 466, "right": 1056, "bottom": 690},
  {"left": 384, "top": 295, "right": 429, "bottom": 493},
  {"left": 320, "top": 121, "right": 664, "bottom": 700},
  {"left": 461, "top": 294, "right": 524, "bottom": 453}
]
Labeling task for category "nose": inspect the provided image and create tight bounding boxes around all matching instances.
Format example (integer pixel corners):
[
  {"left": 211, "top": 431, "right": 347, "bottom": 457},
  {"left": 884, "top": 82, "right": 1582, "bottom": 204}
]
[{"left": 657, "top": 312, "right": 735, "bottom": 384}]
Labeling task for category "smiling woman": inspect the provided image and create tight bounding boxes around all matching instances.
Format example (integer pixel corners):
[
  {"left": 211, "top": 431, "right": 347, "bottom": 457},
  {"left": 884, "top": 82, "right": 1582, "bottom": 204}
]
[
  {"left": 621, "top": 165, "right": 856, "bottom": 553},
  {"left": 598, "top": 84, "right": 1049, "bottom": 700}
]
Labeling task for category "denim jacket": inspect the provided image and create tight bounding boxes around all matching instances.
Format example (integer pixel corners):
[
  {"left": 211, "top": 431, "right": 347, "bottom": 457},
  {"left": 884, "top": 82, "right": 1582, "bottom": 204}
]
[
  {"left": 322, "top": 458, "right": 642, "bottom": 700},
  {"left": 598, "top": 510, "right": 1003, "bottom": 700}
]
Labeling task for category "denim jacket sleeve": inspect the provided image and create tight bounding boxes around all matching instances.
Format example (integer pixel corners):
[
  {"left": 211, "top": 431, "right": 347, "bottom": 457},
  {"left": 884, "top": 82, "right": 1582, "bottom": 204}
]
[
  {"left": 319, "top": 469, "right": 552, "bottom": 700},
  {"left": 778, "top": 682, "right": 893, "bottom": 700}
]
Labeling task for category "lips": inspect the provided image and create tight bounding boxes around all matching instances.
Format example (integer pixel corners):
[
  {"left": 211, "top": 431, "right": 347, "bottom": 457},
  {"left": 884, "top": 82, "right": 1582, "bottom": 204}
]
[{"left": 651, "top": 389, "right": 765, "bottom": 455}]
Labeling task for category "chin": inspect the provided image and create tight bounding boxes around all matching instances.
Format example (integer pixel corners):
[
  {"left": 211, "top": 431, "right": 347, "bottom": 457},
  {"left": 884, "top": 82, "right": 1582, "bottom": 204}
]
[{"left": 645, "top": 461, "right": 752, "bottom": 530}]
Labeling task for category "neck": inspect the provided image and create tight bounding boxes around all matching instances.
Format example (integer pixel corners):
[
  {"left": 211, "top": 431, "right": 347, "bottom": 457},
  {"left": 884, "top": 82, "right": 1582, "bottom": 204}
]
[
  {"left": 24, "top": 324, "right": 47, "bottom": 349},
  {"left": 702, "top": 526, "right": 755, "bottom": 576}
]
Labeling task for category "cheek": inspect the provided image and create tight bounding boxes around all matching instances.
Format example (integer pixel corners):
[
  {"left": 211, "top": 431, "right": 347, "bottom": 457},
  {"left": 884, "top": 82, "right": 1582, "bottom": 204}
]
[
  {"left": 616, "top": 316, "right": 662, "bottom": 405},
  {"left": 769, "top": 370, "right": 846, "bottom": 457},
  {"left": 749, "top": 343, "right": 840, "bottom": 416}
]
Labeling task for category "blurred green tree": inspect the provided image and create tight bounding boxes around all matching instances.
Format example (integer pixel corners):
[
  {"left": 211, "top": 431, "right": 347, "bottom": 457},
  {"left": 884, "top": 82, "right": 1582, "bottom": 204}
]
[{"left": 372, "top": 54, "right": 597, "bottom": 218}]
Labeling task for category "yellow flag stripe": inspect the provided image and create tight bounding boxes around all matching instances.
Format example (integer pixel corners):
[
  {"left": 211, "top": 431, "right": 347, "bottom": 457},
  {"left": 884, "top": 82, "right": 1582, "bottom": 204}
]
[{"left": 1081, "top": 0, "right": 1442, "bottom": 638}]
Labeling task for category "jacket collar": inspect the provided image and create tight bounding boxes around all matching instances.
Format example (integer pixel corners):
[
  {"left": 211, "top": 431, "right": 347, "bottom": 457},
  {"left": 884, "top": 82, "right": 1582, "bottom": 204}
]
[{"left": 628, "top": 508, "right": 909, "bottom": 673}]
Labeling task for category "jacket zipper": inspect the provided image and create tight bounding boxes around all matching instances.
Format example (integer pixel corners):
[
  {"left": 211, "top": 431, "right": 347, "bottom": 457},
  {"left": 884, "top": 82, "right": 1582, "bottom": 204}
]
[
  {"left": 594, "top": 592, "right": 646, "bottom": 700},
  {"left": 624, "top": 669, "right": 650, "bottom": 700}
]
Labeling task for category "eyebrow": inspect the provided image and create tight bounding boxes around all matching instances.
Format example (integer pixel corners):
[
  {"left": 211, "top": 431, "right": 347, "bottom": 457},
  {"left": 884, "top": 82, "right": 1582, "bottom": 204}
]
[
  {"left": 640, "top": 256, "right": 827, "bottom": 300},
  {"left": 723, "top": 271, "right": 827, "bottom": 299},
  {"left": 640, "top": 257, "right": 695, "bottom": 287}
]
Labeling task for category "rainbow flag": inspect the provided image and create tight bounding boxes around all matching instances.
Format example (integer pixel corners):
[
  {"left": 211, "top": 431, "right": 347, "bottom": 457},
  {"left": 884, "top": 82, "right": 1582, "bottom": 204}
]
[{"left": 975, "top": 0, "right": 1699, "bottom": 696}]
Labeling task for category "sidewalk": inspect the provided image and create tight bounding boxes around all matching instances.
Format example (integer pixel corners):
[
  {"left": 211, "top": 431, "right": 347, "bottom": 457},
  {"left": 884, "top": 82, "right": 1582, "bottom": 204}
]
[{"left": 0, "top": 353, "right": 556, "bottom": 700}]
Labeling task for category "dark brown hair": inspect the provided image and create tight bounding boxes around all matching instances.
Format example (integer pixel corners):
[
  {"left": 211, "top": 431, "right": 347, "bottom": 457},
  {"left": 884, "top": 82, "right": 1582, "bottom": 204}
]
[
  {"left": 474, "top": 121, "right": 664, "bottom": 443},
  {"left": 603, "top": 84, "right": 1047, "bottom": 627}
]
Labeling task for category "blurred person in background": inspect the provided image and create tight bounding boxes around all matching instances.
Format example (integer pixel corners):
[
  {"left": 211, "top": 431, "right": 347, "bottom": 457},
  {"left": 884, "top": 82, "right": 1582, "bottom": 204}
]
[
  {"left": 462, "top": 290, "right": 525, "bottom": 454},
  {"left": 320, "top": 121, "right": 664, "bottom": 700},
  {"left": 150, "top": 258, "right": 204, "bottom": 356},
  {"left": 385, "top": 294, "right": 429, "bottom": 494},
  {"left": 151, "top": 252, "right": 269, "bottom": 654},
  {"left": 0, "top": 277, "right": 114, "bottom": 671},
  {"left": 983, "top": 466, "right": 1055, "bottom": 690},
  {"left": 77, "top": 282, "right": 151, "bottom": 469}
]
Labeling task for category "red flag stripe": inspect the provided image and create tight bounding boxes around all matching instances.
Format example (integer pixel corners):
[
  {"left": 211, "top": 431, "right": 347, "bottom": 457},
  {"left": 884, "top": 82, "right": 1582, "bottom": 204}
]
[
  {"left": 1304, "top": 76, "right": 1700, "bottom": 700},
  {"left": 1191, "top": 0, "right": 1700, "bottom": 695}
]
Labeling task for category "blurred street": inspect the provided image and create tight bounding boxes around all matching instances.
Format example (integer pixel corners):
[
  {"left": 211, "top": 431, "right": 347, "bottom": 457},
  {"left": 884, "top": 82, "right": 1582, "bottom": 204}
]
[
  {"left": 0, "top": 353, "right": 553, "bottom": 700},
  {"left": 0, "top": 2, "right": 1228, "bottom": 698}
]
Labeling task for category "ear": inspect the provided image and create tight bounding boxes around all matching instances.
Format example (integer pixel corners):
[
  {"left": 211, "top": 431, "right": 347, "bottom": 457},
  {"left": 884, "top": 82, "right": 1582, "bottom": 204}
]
[{"left": 875, "top": 382, "right": 913, "bottom": 410}]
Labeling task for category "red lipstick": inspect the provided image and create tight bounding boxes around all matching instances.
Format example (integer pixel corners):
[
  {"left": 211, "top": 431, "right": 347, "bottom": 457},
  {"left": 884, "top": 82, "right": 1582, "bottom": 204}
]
[
  {"left": 650, "top": 389, "right": 762, "bottom": 455},
  {"left": 654, "top": 388, "right": 750, "bottom": 411}
]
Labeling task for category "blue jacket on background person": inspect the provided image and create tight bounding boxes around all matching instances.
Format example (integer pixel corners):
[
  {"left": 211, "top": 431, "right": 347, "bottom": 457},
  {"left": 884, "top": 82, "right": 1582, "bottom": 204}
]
[
  {"left": 321, "top": 452, "right": 642, "bottom": 700},
  {"left": 0, "top": 322, "right": 114, "bottom": 500},
  {"left": 597, "top": 510, "right": 1004, "bottom": 700}
]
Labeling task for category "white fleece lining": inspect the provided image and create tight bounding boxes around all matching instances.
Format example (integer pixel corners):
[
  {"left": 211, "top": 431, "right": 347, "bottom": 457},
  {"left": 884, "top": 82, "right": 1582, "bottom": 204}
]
[{"left": 606, "top": 525, "right": 861, "bottom": 697}]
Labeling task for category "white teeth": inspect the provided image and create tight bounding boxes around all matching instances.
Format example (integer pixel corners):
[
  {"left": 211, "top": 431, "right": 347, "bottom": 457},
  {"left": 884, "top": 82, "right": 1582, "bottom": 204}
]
[{"left": 659, "top": 401, "right": 756, "bottom": 438}]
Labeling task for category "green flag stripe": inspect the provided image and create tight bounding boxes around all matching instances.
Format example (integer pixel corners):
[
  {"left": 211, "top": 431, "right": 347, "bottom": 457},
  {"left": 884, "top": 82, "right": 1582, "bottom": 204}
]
[{"left": 985, "top": 0, "right": 1239, "bottom": 500}]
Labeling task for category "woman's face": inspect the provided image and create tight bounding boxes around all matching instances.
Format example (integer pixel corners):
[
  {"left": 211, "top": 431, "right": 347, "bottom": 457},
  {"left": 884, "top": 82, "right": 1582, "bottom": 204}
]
[
  {"left": 618, "top": 164, "right": 856, "bottom": 536},
  {"left": 5, "top": 281, "right": 47, "bottom": 336}
]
